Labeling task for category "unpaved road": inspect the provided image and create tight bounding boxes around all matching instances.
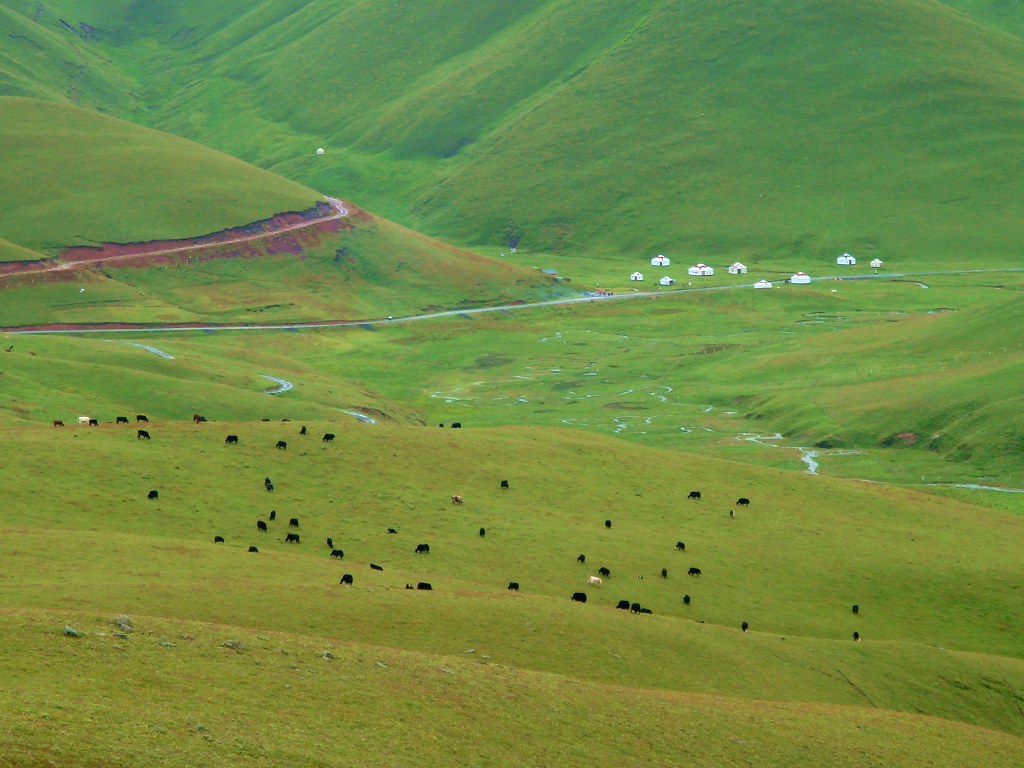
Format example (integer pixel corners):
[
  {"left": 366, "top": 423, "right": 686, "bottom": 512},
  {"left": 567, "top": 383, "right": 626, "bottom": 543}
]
[{"left": 4, "top": 267, "right": 1023, "bottom": 335}]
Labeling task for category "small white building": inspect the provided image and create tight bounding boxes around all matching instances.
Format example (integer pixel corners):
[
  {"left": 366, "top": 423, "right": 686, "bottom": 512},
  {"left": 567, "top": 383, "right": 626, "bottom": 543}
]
[
  {"left": 630, "top": 271, "right": 644, "bottom": 281},
  {"left": 688, "top": 263, "right": 714, "bottom": 276},
  {"left": 659, "top": 276, "right": 675, "bottom": 286},
  {"left": 728, "top": 262, "right": 748, "bottom": 275},
  {"left": 837, "top": 253, "right": 856, "bottom": 266},
  {"left": 316, "top": 147, "right": 325, "bottom": 155},
  {"left": 651, "top": 254, "right": 671, "bottom": 267},
  {"left": 870, "top": 258, "right": 884, "bottom": 268},
  {"left": 754, "top": 279, "right": 773, "bottom": 289},
  {"left": 790, "top": 272, "right": 811, "bottom": 284}
]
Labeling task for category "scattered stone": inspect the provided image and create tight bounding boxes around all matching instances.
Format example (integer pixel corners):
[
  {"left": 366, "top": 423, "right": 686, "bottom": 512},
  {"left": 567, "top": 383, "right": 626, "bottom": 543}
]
[
  {"left": 375, "top": 661, "right": 388, "bottom": 669},
  {"left": 63, "top": 626, "right": 81, "bottom": 638},
  {"left": 180, "top": 634, "right": 194, "bottom": 641},
  {"left": 196, "top": 725, "right": 207, "bottom": 732},
  {"left": 221, "top": 640, "right": 245, "bottom": 652},
  {"left": 465, "top": 649, "right": 476, "bottom": 654},
  {"left": 159, "top": 641, "right": 176, "bottom": 648},
  {"left": 114, "top": 632, "right": 130, "bottom": 640},
  {"left": 322, "top": 651, "right": 334, "bottom": 660},
  {"left": 114, "top": 615, "right": 133, "bottom": 633}
]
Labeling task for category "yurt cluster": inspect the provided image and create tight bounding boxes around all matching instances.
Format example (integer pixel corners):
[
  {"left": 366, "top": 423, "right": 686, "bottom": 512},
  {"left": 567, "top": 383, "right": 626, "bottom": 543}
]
[{"left": 629, "top": 251, "right": 884, "bottom": 289}]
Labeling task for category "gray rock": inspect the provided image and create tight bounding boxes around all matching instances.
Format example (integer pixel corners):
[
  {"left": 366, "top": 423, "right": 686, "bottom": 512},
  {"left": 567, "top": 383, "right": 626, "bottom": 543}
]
[
  {"left": 63, "top": 626, "right": 80, "bottom": 638},
  {"left": 159, "top": 641, "right": 176, "bottom": 648},
  {"left": 221, "top": 640, "right": 245, "bottom": 651},
  {"left": 322, "top": 651, "right": 334, "bottom": 660},
  {"left": 114, "top": 615, "right": 133, "bottom": 633}
]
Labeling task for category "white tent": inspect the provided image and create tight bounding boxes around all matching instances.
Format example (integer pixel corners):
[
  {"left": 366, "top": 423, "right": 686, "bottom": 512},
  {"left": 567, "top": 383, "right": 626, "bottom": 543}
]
[
  {"left": 790, "top": 272, "right": 811, "bottom": 284},
  {"left": 651, "top": 254, "right": 670, "bottom": 267},
  {"left": 754, "top": 279, "right": 773, "bottom": 289},
  {"left": 837, "top": 253, "right": 856, "bottom": 265},
  {"left": 659, "top": 276, "right": 675, "bottom": 286},
  {"left": 687, "top": 263, "right": 714, "bottom": 276},
  {"left": 728, "top": 262, "right": 747, "bottom": 274},
  {"left": 316, "top": 147, "right": 325, "bottom": 155},
  {"left": 630, "top": 272, "right": 644, "bottom": 281},
  {"left": 870, "top": 258, "right": 884, "bottom": 268}
]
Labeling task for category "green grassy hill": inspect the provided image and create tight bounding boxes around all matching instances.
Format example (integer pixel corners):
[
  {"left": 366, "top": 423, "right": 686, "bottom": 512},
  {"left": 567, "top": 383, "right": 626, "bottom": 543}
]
[
  {"left": 7, "top": 0, "right": 1021, "bottom": 267},
  {"left": 0, "top": 97, "right": 320, "bottom": 258},
  {"left": 0, "top": 419, "right": 1020, "bottom": 765}
]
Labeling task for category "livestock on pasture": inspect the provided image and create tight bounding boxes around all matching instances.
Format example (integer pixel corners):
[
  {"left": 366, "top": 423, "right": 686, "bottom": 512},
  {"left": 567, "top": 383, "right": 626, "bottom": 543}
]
[
  {"left": 616, "top": 600, "right": 630, "bottom": 610},
  {"left": 116, "top": 416, "right": 128, "bottom": 424},
  {"left": 192, "top": 414, "right": 204, "bottom": 424},
  {"left": 326, "top": 537, "right": 333, "bottom": 549},
  {"left": 741, "top": 621, "right": 749, "bottom": 632},
  {"left": 577, "top": 554, "right": 586, "bottom": 563},
  {"left": 300, "top": 425, "right": 307, "bottom": 435},
  {"left": 248, "top": 546, "right": 259, "bottom": 553},
  {"left": 147, "top": 490, "right": 158, "bottom": 500},
  {"left": 257, "top": 521, "right": 268, "bottom": 532},
  {"left": 605, "top": 519, "right": 612, "bottom": 528},
  {"left": 598, "top": 567, "right": 610, "bottom": 577},
  {"left": 88, "top": 419, "right": 98, "bottom": 426},
  {"left": 451, "top": 422, "right": 462, "bottom": 429},
  {"left": 289, "top": 518, "right": 299, "bottom": 528},
  {"left": 214, "top": 536, "right": 224, "bottom": 543},
  {"left": 479, "top": 527, "right": 486, "bottom": 537},
  {"left": 639, "top": 608, "right": 652, "bottom": 614},
  {"left": 587, "top": 576, "right": 602, "bottom": 587},
  {"left": 853, "top": 631, "right": 860, "bottom": 641},
  {"left": 77, "top": 416, "right": 91, "bottom": 425},
  {"left": 507, "top": 582, "right": 520, "bottom": 591},
  {"left": 630, "top": 603, "right": 642, "bottom": 614},
  {"left": 683, "top": 594, "right": 691, "bottom": 605},
  {"left": 438, "top": 423, "right": 444, "bottom": 428},
  {"left": 737, "top": 497, "right": 750, "bottom": 506},
  {"left": 676, "top": 541, "right": 686, "bottom": 551},
  {"left": 688, "top": 491, "right": 701, "bottom": 500},
  {"left": 387, "top": 528, "right": 398, "bottom": 534},
  {"left": 415, "top": 543, "right": 430, "bottom": 554},
  {"left": 571, "top": 592, "right": 587, "bottom": 603},
  {"left": 417, "top": 582, "right": 432, "bottom": 590},
  {"left": 52, "top": 420, "right": 64, "bottom": 427},
  {"left": 330, "top": 549, "right": 345, "bottom": 558},
  {"left": 729, "top": 510, "right": 735, "bottom": 518},
  {"left": 322, "top": 433, "right": 335, "bottom": 442},
  {"left": 265, "top": 481, "right": 274, "bottom": 492},
  {"left": 451, "top": 494, "right": 464, "bottom": 505},
  {"left": 276, "top": 440, "right": 287, "bottom": 450},
  {"left": 269, "top": 510, "right": 276, "bottom": 521},
  {"left": 285, "top": 533, "right": 300, "bottom": 543},
  {"left": 500, "top": 479, "right": 509, "bottom": 489},
  {"left": 340, "top": 574, "right": 353, "bottom": 585},
  {"left": 370, "top": 563, "right": 384, "bottom": 571},
  {"left": 136, "top": 414, "right": 148, "bottom": 422},
  {"left": 661, "top": 568, "right": 668, "bottom": 578},
  {"left": 137, "top": 429, "right": 151, "bottom": 440},
  {"left": 225, "top": 435, "right": 238, "bottom": 444},
  {"left": 688, "top": 567, "right": 702, "bottom": 576},
  {"left": 852, "top": 604, "right": 860, "bottom": 614}
]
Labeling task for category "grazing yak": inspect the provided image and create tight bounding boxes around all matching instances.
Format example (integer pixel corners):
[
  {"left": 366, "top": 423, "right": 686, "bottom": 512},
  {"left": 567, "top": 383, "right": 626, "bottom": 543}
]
[
  {"left": 248, "top": 546, "right": 259, "bottom": 553},
  {"left": 616, "top": 600, "right": 630, "bottom": 610},
  {"left": 451, "top": 422, "right": 462, "bottom": 429},
  {"left": 853, "top": 631, "right": 860, "bottom": 642},
  {"left": 330, "top": 549, "right": 345, "bottom": 559},
  {"left": 630, "top": 603, "right": 642, "bottom": 614},
  {"left": 269, "top": 510, "right": 277, "bottom": 521},
  {"left": 451, "top": 494, "right": 464, "bottom": 505},
  {"left": 598, "top": 567, "right": 610, "bottom": 578},
  {"left": 276, "top": 440, "right": 287, "bottom": 450},
  {"left": 136, "top": 414, "right": 148, "bottom": 422},
  {"left": 370, "top": 563, "right": 384, "bottom": 571},
  {"left": 289, "top": 518, "right": 300, "bottom": 528},
  {"left": 327, "top": 537, "right": 333, "bottom": 549},
  {"left": 577, "top": 554, "right": 586, "bottom": 564},
  {"left": 77, "top": 416, "right": 91, "bottom": 425},
  {"left": 587, "top": 576, "right": 603, "bottom": 587},
  {"left": 52, "top": 420, "right": 65, "bottom": 427},
  {"left": 479, "top": 527, "right": 486, "bottom": 538},
  {"left": 300, "top": 425, "right": 307, "bottom": 435},
  {"left": 116, "top": 416, "right": 129, "bottom": 424},
  {"left": 265, "top": 477, "right": 274, "bottom": 492},
  {"left": 675, "top": 541, "right": 686, "bottom": 551},
  {"left": 192, "top": 414, "right": 204, "bottom": 424},
  {"left": 415, "top": 543, "right": 430, "bottom": 554},
  {"left": 639, "top": 608, "right": 653, "bottom": 614},
  {"left": 507, "top": 582, "right": 520, "bottom": 591},
  {"left": 137, "top": 430, "right": 151, "bottom": 440},
  {"left": 683, "top": 594, "right": 691, "bottom": 605},
  {"left": 852, "top": 604, "right": 860, "bottom": 615},
  {"left": 741, "top": 621, "right": 749, "bottom": 632},
  {"left": 214, "top": 536, "right": 224, "bottom": 543},
  {"left": 285, "top": 533, "right": 300, "bottom": 543},
  {"left": 604, "top": 519, "right": 612, "bottom": 529},
  {"left": 500, "top": 480, "right": 509, "bottom": 489},
  {"left": 147, "top": 490, "right": 159, "bottom": 500},
  {"left": 661, "top": 568, "right": 668, "bottom": 578},
  {"left": 416, "top": 582, "right": 432, "bottom": 591},
  {"left": 688, "top": 490, "right": 701, "bottom": 500},
  {"left": 737, "top": 497, "right": 751, "bottom": 506},
  {"left": 322, "top": 433, "right": 335, "bottom": 442},
  {"left": 257, "top": 521, "right": 268, "bottom": 532},
  {"left": 688, "top": 567, "right": 702, "bottom": 576},
  {"left": 388, "top": 528, "right": 398, "bottom": 534},
  {"left": 225, "top": 435, "right": 239, "bottom": 444},
  {"left": 88, "top": 419, "right": 98, "bottom": 426},
  {"left": 340, "top": 574, "right": 353, "bottom": 585},
  {"left": 571, "top": 592, "right": 587, "bottom": 603}
]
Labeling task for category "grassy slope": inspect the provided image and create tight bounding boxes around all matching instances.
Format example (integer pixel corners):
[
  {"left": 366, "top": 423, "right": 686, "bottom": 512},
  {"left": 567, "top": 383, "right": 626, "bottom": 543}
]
[
  {"left": 21, "top": 0, "right": 1021, "bottom": 267},
  {"left": 0, "top": 420, "right": 1021, "bottom": 755},
  {"left": 0, "top": 97, "right": 320, "bottom": 258}
]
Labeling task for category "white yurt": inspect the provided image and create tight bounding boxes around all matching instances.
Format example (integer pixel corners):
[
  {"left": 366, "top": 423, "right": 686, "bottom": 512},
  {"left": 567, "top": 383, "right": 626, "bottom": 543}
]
[
  {"left": 630, "top": 271, "right": 644, "bottom": 281},
  {"left": 790, "top": 272, "right": 811, "bottom": 284},
  {"left": 754, "top": 279, "right": 773, "bottom": 289},
  {"left": 837, "top": 253, "right": 856, "bottom": 265},
  {"left": 316, "top": 147, "right": 325, "bottom": 155},
  {"left": 659, "top": 276, "right": 675, "bottom": 286},
  {"left": 870, "top": 258, "right": 884, "bottom": 268},
  {"left": 688, "top": 263, "right": 714, "bottom": 276},
  {"left": 651, "top": 254, "right": 670, "bottom": 267},
  {"left": 728, "top": 262, "right": 748, "bottom": 274}
]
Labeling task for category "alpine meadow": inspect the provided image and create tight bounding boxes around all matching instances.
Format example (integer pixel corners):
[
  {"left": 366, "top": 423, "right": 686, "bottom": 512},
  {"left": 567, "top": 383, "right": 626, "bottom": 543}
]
[{"left": 0, "top": 2, "right": 1022, "bottom": 766}]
